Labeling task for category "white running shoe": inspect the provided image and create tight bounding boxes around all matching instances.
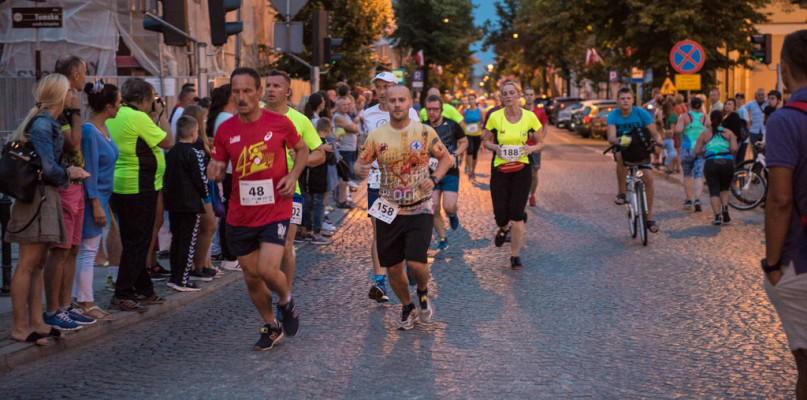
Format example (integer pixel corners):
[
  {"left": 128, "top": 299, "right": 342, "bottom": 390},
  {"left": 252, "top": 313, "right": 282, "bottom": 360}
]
[{"left": 220, "top": 260, "right": 241, "bottom": 271}]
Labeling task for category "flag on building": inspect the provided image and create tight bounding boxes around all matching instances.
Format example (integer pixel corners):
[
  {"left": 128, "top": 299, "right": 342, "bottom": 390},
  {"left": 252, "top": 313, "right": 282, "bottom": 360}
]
[
  {"left": 585, "top": 48, "right": 602, "bottom": 65},
  {"left": 414, "top": 50, "right": 424, "bottom": 67}
]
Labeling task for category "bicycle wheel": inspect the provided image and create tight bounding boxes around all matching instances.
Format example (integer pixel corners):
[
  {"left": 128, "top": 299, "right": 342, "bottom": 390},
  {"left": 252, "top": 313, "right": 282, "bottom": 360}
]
[
  {"left": 627, "top": 190, "right": 637, "bottom": 238},
  {"left": 729, "top": 164, "right": 767, "bottom": 210},
  {"left": 636, "top": 181, "right": 648, "bottom": 246}
]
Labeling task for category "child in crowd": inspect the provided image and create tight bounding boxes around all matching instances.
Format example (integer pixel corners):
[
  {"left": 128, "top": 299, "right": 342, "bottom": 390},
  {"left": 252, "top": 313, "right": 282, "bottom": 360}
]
[
  {"left": 163, "top": 116, "right": 209, "bottom": 292},
  {"left": 300, "top": 118, "right": 334, "bottom": 245}
]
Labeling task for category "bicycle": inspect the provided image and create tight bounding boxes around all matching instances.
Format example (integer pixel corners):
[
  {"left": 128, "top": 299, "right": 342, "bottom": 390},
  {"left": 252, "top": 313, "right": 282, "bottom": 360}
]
[
  {"left": 605, "top": 144, "right": 650, "bottom": 246},
  {"left": 729, "top": 142, "right": 768, "bottom": 210}
]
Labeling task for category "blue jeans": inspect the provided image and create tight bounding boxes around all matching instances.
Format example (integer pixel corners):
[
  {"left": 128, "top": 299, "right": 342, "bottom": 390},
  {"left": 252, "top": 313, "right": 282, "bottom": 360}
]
[{"left": 303, "top": 192, "right": 325, "bottom": 233}]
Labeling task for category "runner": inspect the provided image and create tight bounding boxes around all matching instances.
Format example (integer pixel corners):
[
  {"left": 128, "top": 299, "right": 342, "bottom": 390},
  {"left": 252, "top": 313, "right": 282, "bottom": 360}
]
[
  {"left": 361, "top": 72, "right": 420, "bottom": 303},
  {"left": 419, "top": 87, "right": 464, "bottom": 125},
  {"left": 522, "top": 87, "right": 550, "bottom": 207},
  {"left": 425, "top": 95, "right": 467, "bottom": 250},
  {"left": 355, "top": 85, "right": 451, "bottom": 329},
  {"left": 208, "top": 67, "right": 308, "bottom": 350},
  {"left": 263, "top": 69, "right": 325, "bottom": 289},
  {"left": 482, "top": 81, "right": 543, "bottom": 270},
  {"left": 463, "top": 93, "right": 485, "bottom": 180},
  {"left": 607, "top": 87, "right": 662, "bottom": 232},
  {"left": 674, "top": 97, "right": 710, "bottom": 212}
]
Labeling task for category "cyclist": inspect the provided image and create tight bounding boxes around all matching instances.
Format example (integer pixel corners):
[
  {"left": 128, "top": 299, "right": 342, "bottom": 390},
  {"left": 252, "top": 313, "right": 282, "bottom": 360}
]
[
  {"left": 483, "top": 81, "right": 543, "bottom": 270},
  {"left": 694, "top": 110, "right": 738, "bottom": 225},
  {"left": 607, "top": 87, "right": 661, "bottom": 233},
  {"left": 675, "top": 97, "right": 710, "bottom": 212}
]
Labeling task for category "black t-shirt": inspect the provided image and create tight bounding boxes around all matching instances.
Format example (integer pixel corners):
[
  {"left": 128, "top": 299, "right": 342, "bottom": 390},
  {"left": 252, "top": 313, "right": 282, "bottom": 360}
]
[
  {"left": 763, "top": 105, "right": 777, "bottom": 124},
  {"left": 721, "top": 112, "right": 746, "bottom": 141},
  {"left": 430, "top": 118, "right": 466, "bottom": 176}
]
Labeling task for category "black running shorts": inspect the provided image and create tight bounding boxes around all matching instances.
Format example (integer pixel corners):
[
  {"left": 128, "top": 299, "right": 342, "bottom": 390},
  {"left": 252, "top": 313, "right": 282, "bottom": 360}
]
[
  {"left": 225, "top": 219, "right": 290, "bottom": 257},
  {"left": 375, "top": 213, "right": 433, "bottom": 267}
]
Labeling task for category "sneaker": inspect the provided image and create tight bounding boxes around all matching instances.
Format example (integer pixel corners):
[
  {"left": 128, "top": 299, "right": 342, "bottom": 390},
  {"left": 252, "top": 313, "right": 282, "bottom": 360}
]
[
  {"left": 66, "top": 307, "right": 96, "bottom": 325},
  {"left": 277, "top": 297, "right": 300, "bottom": 337},
  {"left": 436, "top": 237, "right": 448, "bottom": 250},
  {"left": 722, "top": 207, "right": 731, "bottom": 223},
  {"left": 105, "top": 275, "right": 116, "bottom": 292},
  {"left": 148, "top": 263, "right": 171, "bottom": 277},
  {"left": 311, "top": 235, "right": 331, "bottom": 245},
  {"left": 418, "top": 294, "right": 434, "bottom": 324},
  {"left": 43, "top": 310, "right": 82, "bottom": 331},
  {"left": 254, "top": 321, "right": 284, "bottom": 351},
  {"left": 202, "top": 267, "right": 218, "bottom": 278},
  {"left": 189, "top": 269, "right": 213, "bottom": 282},
  {"left": 321, "top": 229, "right": 334, "bottom": 237},
  {"left": 694, "top": 200, "right": 702, "bottom": 212},
  {"left": 109, "top": 297, "right": 147, "bottom": 313},
  {"left": 294, "top": 234, "right": 307, "bottom": 243},
  {"left": 712, "top": 214, "right": 722, "bottom": 226},
  {"left": 138, "top": 293, "right": 167, "bottom": 305},
  {"left": 220, "top": 260, "right": 241, "bottom": 271},
  {"left": 448, "top": 214, "right": 460, "bottom": 230},
  {"left": 494, "top": 228, "right": 508, "bottom": 247},
  {"left": 167, "top": 281, "right": 202, "bottom": 292},
  {"left": 322, "top": 221, "right": 337, "bottom": 232},
  {"left": 397, "top": 305, "right": 419, "bottom": 330},
  {"left": 147, "top": 267, "right": 166, "bottom": 281},
  {"left": 156, "top": 250, "right": 170, "bottom": 259},
  {"left": 368, "top": 285, "right": 390, "bottom": 303},
  {"left": 529, "top": 195, "right": 536, "bottom": 207},
  {"left": 325, "top": 206, "right": 335, "bottom": 212},
  {"left": 683, "top": 200, "right": 693, "bottom": 210},
  {"left": 510, "top": 256, "right": 524, "bottom": 270}
]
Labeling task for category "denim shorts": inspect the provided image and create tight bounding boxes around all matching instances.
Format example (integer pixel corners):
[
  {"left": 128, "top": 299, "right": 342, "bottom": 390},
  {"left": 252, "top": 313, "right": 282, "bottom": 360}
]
[
  {"left": 680, "top": 148, "right": 704, "bottom": 179},
  {"left": 663, "top": 139, "right": 677, "bottom": 166}
]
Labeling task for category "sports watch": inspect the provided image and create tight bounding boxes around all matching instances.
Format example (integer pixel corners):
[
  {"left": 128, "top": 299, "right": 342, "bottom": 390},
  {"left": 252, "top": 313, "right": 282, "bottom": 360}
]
[{"left": 761, "top": 258, "right": 782, "bottom": 273}]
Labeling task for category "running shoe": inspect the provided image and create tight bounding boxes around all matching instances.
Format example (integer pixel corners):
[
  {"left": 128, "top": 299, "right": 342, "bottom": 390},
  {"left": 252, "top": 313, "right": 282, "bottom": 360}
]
[
  {"left": 322, "top": 221, "right": 337, "bottom": 231},
  {"left": 220, "top": 260, "right": 240, "bottom": 271},
  {"left": 436, "top": 237, "right": 448, "bottom": 250},
  {"left": 529, "top": 195, "right": 536, "bottom": 207},
  {"left": 254, "top": 321, "right": 284, "bottom": 351},
  {"left": 167, "top": 281, "right": 202, "bottom": 292},
  {"left": 510, "top": 256, "right": 524, "bottom": 270},
  {"left": 368, "top": 284, "right": 390, "bottom": 303},
  {"left": 148, "top": 263, "right": 171, "bottom": 277},
  {"left": 43, "top": 310, "right": 82, "bottom": 331},
  {"left": 201, "top": 267, "right": 218, "bottom": 278},
  {"left": 147, "top": 265, "right": 166, "bottom": 281},
  {"left": 448, "top": 214, "right": 460, "bottom": 230},
  {"left": 694, "top": 200, "right": 702, "bottom": 212},
  {"left": 110, "top": 297, "right": 148, "bottom": 313},
  {"left": 277, "top": 297, "right": 300, "bottom": 337},
  {"left": 722, "top": 207, "right": 731, "bottom": 223},
  {"left": 683, "top": 200, "right": 693, "bottom": 210},
  {"left": 189, "top": 269, "right": 213, "bottom": 282},
  {"left": 397, "top": 305, "right": 419, "bottom": 330},
  {"left": 311, "top": 235, "right": 331, "bottom": 245},
  {"left": 418, "top": 293, "right": 434, "bottom": 324},
  {"left": 712, "top": 214, "right": 722, "bottom": 226},
  {"left": 66, "top": 306, "right": 97, "bottom": 325},
  {"left": 494, "top": 229, "right": 508, "bottom": 247},
  {"left": 325, "top": 206, "right": 335, "bottom": 212}
]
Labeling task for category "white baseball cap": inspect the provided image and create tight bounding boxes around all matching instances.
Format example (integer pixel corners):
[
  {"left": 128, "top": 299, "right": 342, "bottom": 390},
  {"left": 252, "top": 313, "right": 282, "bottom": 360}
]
[{"left": 371, "top": 72, "right": 398, "bottom": 85}]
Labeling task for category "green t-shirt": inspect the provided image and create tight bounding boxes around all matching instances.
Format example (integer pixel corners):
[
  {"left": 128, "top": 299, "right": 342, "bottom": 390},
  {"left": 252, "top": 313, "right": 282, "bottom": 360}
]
[
  {"left": 285, "top": 107, "right": 323, "bottom": 195},
  {"left": 419, "top": 103, "right": 464, "bottom": 124},
  {"left": 484, "top": 108, "right": 542, "bottom": 167},
  {"left": 107, "top": 106, "right": 167, "bottom": 194}
]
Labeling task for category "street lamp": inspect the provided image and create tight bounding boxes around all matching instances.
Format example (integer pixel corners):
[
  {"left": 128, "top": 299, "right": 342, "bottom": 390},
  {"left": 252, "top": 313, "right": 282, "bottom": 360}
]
[
  {"left": 513, "top": 33, "right": 518, "bottom": 39},
  {"left": 443, "top": 18, "right": 449, "bottom": 23},
  {"left": 487, "top": 64, "right": 493, "bottom": 72}
]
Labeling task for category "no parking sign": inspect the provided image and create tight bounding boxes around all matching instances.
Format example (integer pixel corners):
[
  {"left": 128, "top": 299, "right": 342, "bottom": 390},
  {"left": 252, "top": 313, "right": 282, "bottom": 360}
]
[{"left": 670, "top": 40, "right": 705, "bottom": 74}]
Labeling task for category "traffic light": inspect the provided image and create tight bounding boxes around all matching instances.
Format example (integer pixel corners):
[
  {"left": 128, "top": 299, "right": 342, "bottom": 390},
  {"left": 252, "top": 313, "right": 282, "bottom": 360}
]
[
  {"left": 750, "top": 34, "right": 772, "bottom": 65},
  {"left": 143, "top": 0, "right": 188, "bottom": 47},
  {"left": 209, "top": 0, "right": 243, "bottom": 46},
  {"left": 324, "top": 37, "right": 343, "bottom": 65},
  {"left": 311, "top": 9, "right": 327, "bottom": 66}
]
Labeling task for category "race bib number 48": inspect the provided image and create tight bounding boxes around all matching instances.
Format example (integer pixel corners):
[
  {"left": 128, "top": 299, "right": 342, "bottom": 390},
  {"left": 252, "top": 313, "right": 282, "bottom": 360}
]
[
  {"left": 291, "top": 201, "right": 302, "bottom": 225},
  {"left": 368, "top": 197, "right": 399, "bottom": 224},
  {"left": 239, "top": 179, "right": 275, "bottom": 206},
  {"left": 500, "top": 145, "right": 523, "bottom": 162}
]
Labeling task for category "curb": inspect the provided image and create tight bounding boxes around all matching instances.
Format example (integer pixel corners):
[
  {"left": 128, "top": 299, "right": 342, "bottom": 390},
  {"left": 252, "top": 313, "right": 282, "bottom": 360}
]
[{"left": 0, "top": 189, "right": 363, "bottom": 372}]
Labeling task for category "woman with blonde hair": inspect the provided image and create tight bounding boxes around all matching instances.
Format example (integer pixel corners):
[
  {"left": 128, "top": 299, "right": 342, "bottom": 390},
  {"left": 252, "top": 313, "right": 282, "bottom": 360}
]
[
  {"left": 180, "top": 105, "right": 218, "bottom": 279},
  {"left": 7, "top": 73, "right": 90, "bottom": 345}
]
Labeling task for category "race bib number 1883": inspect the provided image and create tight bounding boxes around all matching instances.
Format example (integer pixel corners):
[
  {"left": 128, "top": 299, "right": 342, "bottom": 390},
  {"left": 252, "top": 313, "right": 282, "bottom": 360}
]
[
  {"left": 368, "top": 197, "right": 399, "bottom": 224},
  {"left": 239, "top": 179, "right": 275, "bottom": 206}
]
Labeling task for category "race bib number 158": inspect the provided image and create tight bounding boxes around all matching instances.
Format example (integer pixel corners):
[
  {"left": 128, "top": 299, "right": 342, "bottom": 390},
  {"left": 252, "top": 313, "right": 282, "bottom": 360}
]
[{"left": 368, "top": 197, "right": 399, "bottom": 224}]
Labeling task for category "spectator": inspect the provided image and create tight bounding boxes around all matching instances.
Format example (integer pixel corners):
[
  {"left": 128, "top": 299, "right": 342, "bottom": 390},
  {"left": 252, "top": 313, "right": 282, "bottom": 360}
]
[
  {"left": 304, "top": 92, "right": 325, "bottom": 128},
  {"left": 7, "top": 74, "right": 89, "bottom": 345},
  {"left": 299, "top": 118, "right": 333, "bottom": 245},
  {"left": 657, "top": 97, "right": 680, "bottom": 174},
  {"left": 107, "top": 77, "right": 172, "bottom": 312},
  {"left": 164, "top": 116, "right": 209, "bottom": 292},
  {"left": 333, "top": 96, "right": 360, "bottom": 182},
  {"left": 169, "top": 83, "right": 197, "bottom": 136},
  {"left": 765, "top": 90, "right": 782, "bottom": 125},
  {"left": 762, "top": 29, "right": 807, "bottom": 400},
  {"left": 709, "top": 88, "right": 723, "bottom": 113},
  {"left": 73, "top": 80, "right": 121, "bottom": 320},
  {"left": 742, "top": 88, "right": 768, "bottom": 158}
]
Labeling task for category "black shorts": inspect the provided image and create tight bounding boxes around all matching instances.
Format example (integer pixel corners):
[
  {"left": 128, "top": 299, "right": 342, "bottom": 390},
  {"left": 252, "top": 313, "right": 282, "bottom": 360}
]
[
  {"left": 704, "top": 158, "right": 734, "bottom": 197},
  {"left": 375, "top": 213, "right": 433, "bottom": 267},
  {"left": 490, "top": 165, "right": 531, "bottom": 228},
  {"left": 225, "top": 220, "right": 290, "bottom": 257},
  {"left": 466, "top": 136, "right": 482, "bottom": 159}
]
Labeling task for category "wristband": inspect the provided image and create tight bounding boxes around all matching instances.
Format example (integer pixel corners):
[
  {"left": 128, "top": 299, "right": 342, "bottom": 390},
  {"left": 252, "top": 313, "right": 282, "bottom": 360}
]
[
  {"left": 65, "top": 108, "right": 81, "bottom": 119},
  {"left": 761, "top": 258, "right": 782, "bottom": 273},
  {"left": 429, "top": 175, "right": 439, "bottom": 186}
]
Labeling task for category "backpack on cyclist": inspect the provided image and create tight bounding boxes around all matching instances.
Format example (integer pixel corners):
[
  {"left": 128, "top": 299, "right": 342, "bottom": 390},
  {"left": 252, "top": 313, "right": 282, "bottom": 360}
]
[{"left": 621, "top": 126, "right": 655, "bottom": 164}]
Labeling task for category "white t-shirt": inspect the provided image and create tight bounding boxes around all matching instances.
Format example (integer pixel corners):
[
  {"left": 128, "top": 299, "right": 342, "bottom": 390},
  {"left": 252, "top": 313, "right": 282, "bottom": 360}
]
[
  {"left": 213, "top": 111, "right": 234, "bottom": 173},
  {"left": 169, "top": 106, "right": 185, "bottom": 140}
]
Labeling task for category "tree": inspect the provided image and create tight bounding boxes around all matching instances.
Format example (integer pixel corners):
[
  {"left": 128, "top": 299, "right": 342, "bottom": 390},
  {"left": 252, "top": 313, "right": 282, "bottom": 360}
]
[
  {"left": 391, "top": 0, "right": 482, "bottom": 104},
  {"left": 263, "top": 0, "right": 395, "bottom": 89}
]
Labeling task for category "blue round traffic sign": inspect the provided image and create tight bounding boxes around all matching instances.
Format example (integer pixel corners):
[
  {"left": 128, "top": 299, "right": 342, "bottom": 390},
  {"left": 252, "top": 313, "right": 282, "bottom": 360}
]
[{"left": 670, "top": 40, "right": 705, "bottom": 74}]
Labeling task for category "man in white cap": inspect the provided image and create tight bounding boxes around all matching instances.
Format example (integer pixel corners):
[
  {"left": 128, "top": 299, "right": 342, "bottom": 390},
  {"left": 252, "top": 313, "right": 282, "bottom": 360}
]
[{"left": 361, "top": 72, "right": 420, "bottom": 304}]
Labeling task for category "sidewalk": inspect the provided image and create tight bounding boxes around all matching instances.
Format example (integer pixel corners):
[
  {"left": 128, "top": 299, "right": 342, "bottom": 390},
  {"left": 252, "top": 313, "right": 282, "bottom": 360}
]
[{"left": 0, "top": 186, "right": 364, "bottom": 372}]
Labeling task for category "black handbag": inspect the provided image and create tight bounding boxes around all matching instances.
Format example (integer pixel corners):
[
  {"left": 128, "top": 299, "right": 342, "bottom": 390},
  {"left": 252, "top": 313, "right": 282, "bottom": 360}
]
[
  {"left": 336, "top": 159, "right": 350, "bottom": 181},
  {"left": 0, "top": 140, "right": 43, "bottom": 202}
]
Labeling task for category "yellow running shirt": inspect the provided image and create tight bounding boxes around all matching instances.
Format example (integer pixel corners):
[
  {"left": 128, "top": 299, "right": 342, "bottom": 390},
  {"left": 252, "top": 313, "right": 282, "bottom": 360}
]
[{"left": 484, "top": 108, "right": 541, "bottom": 167}]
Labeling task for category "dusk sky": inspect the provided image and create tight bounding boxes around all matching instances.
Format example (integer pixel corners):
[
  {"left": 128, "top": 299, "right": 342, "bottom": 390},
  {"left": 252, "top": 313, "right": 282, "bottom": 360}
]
[{"left": 471, "top": 0, "right": 496, "bottom": 77}]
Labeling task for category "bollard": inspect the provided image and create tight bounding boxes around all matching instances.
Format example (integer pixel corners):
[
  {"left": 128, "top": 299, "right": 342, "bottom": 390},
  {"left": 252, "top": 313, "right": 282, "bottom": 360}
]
[{"left": 0, "top": 194, "right": 11, "bottom": 296}]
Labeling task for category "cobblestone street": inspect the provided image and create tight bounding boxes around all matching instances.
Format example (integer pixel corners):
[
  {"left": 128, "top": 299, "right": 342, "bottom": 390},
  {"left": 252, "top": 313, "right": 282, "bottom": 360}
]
[{"left": 0, "top": 127, "right": 791, "bottom": 399}]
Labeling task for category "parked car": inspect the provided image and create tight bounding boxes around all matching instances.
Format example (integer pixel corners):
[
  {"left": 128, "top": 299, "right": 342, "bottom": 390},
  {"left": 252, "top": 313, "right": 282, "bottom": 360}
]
[
  {"left": 546, "top": 96, "right": 583, "bottom": 125},
  {"left": 571, "top": 100, "right": 618, "bottom": 137},
  {"left": 557, "top": 103, "right": 583, "bottom": 130},
  {"left": 590, "top": 107, "right": 617, "bottom": 139}
]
